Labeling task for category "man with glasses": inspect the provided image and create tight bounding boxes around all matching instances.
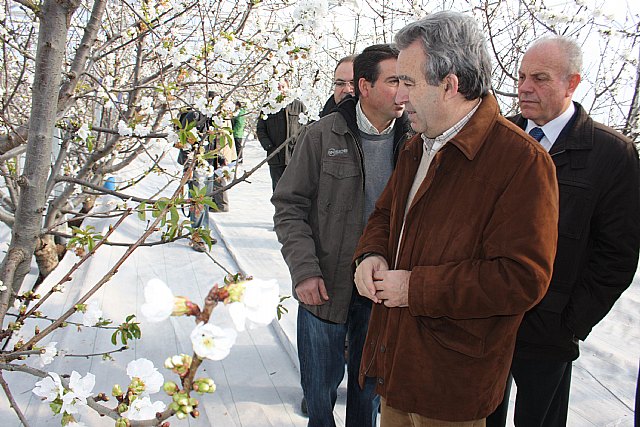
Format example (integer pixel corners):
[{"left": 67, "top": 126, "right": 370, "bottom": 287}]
[
  {"left": 273, "top": 44, "right": 411, "bottom": 427},
  {"left": 320, "top": 55, "right": 356, "bottom": 118}
]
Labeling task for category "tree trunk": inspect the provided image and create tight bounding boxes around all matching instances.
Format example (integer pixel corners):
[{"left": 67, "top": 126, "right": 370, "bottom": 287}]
[{"left": 0, "top": 0, "right": 80, "bottom": 322}]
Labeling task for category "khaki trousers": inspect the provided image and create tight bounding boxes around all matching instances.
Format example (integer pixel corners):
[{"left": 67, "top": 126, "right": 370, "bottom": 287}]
[{"left": 381, "top": 398, "right": 486, "bottom": 427}]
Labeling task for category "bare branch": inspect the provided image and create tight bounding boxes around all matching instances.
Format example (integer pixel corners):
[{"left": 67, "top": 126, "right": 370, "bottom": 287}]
[
  {"left": 9, "top": 0, "right": 38, "bottom": 13},
  {"left": 0, "top": 371, "right": 30, "bottom": 427}
]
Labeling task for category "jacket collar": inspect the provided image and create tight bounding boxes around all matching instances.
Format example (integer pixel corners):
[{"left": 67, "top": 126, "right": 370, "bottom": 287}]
[
  {"left": 446, "top": 93, "right": 501, "bottom": 161},
  {"left": 512, "top": 102, "right": 593, "bottom": 152},
  {"left": 331, "top": 94, "right": 413, "bottom": 163},
  {"left": 333, "top": 95, "right": 358, "bottom": 136}
]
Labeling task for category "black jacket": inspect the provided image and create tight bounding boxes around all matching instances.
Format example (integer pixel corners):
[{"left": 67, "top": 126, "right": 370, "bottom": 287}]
[
  {"left": 177, "top": 110, "right": 224, "bottom": 169},
  {"left": 319, "top": 95, "right": 337, "bottom": 118},
  {"left": 256, "top": 99, "right": 305, "bottom": 167},
  {"left": 511, "top": 102, "right": 640, "bottom": 361}
]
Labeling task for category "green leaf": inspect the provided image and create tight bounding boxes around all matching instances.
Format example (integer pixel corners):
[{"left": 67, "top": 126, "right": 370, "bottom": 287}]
[
  {"left": 156, "top": 198, "right": 169, "bottom": 211},
  {"left": 170, "top": 206, "right": 179, "bottom": 225},
  {"left": 137, "top": 202, "right": 147, "bottom": 221},
  {"left": 202, "top": 197, "right": 218, "bottom": 210}
]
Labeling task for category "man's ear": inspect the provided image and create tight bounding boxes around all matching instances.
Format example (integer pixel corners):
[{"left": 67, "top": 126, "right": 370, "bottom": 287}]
[
  {"left": 566, "top": 73, "right": 581, "bottom": 96},
  {"left": 358, "top": 77, "right": 370, "bottom": 98},
  {"left": 442, "top": 74, "right": 459, "bottom": 99}
]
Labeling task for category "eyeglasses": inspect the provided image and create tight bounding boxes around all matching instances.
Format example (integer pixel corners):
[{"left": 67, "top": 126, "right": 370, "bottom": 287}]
[{"left": 334, "top": 80, "right": 354, "bottom": 88}]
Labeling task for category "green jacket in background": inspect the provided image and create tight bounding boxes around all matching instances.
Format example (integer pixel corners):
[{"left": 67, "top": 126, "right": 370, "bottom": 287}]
[{"left": 231, "top": 107, "right": 246, "bottom": 139}]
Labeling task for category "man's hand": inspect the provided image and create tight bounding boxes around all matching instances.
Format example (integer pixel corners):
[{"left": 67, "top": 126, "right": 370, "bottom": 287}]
[
  {"left": 354, "top": 255, "right": 389, "bottom": 303},
  {"left": 295, "top": 276, "right": 329, "bottom": 305},
  {"left": 373, "top": 269, "right": 411, "bottom": 307}
]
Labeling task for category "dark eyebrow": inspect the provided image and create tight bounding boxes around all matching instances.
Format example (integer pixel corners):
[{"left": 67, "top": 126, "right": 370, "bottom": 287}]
[{"left": 398, "top": 75, "right": 415, "bottom": 83}]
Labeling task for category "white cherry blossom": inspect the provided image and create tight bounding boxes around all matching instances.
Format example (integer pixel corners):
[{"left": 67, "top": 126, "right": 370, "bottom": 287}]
[
  {"left": 81, "top": 300, "right": 103, "bottom": 327},
  {"left": 33, "top": 372, "right": 64, "bottom": 402},
  {"left": 37, "top": 341, "right": 58, "bottom": 367},
  {"left": 76, "top": 123, "right": 90, "bottom": 142},
  {"left": 140, "top": 278, "right": 174, "bottom": 322},
  {"left": 228, "top": 279, "right": 280, "bottom": 332},
  {"left": 133, "top": 123, "right": 151, "bottom": 137},
  {"left": 57, "top": 371, "right": 95, "bottom": 415},
  {"left": 117, "top": 120, "right": 132, "bottom": 136},
  {"left": 126, "top": 358, "right": 164, "bottom": 394},
  {"left": 190, "top": 322, "right": 237, "bottom": 361},
  {"left": 122, "top": 396, "right": 166, "bottom": 421}
]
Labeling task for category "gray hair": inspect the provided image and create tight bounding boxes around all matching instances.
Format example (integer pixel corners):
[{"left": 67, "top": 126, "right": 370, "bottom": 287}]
[
  {"left": 528, "top": 36, "right": 583, "bottom": 76},
  {"left": 395, "top": 11, "right": 492, "bottom": 100}
]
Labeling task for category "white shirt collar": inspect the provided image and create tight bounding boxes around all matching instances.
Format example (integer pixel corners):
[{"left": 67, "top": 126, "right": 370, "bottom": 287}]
[
  {"left": 525, "top": 102, "right": 575, "bottom": 152},
  {"left": 356, "top": 100, "right": 395, "bottom": 135}
]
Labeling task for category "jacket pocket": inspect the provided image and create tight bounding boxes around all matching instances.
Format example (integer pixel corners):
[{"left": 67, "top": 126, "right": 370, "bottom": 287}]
[
  {"left": 319, "top": 159, "right": 360, "bottom": 212},
  {"left": 420, "top": 317, "right": 488, "bottom": 358},
  {"left": 519, "top": 306, "right": 576, "bottom": 349},
  {"left": 557, "top": 179, "right": 592, "bottom": 239},
  {"left": 535, "top": 288, "right": 571, "bottom": 313}
]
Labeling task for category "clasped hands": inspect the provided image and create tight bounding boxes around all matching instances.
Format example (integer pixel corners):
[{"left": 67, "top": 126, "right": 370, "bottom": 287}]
[{"left": 354, "top": 255, "right": 410, "bottom": 307}]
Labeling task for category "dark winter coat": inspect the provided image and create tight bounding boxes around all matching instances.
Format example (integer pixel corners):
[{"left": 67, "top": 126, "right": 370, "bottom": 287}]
[
  {"left": 511, "top": 102, "right": 640, "bottom": 361},
  {"left": 176, "top": 110, "right": 225, "bottom": 169},
  {"left": 256, "top": 99, "right": 306, "bottom": 167},
  {"left": 272, "top": 96, "right": 412, "bottom": 323},
  {"left": 319, "top": 95, "right": 337, "bottom": 118},
  {"left": 353, "top": 94, "right": 559, "bottom": 421}
]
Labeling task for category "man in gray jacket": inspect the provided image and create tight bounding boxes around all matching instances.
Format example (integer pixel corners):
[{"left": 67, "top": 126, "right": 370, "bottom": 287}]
[{"left": 272, "top": 44, "right": 411, "bottom": 427}]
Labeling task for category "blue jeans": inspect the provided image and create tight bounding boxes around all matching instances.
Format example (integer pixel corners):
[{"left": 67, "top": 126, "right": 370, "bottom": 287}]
[
  {"left": 297, "top": 292, "right": 379, "bottom": 427},
  {"left": 188, "top": 178, "right": 210, "bottom": 229}
]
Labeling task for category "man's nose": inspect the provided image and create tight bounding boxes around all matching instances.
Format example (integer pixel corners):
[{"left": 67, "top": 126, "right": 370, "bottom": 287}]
[
  {"left": 518, "top": 78, "right": 532, "bottom": 93},
  {"left": 395, "top": 85, "right": 408, "bottom": 104}
]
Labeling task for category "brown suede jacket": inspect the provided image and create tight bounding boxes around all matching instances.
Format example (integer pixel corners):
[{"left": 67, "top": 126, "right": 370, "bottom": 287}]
[{"left": 353, "top": 94, "right": 559, "bottom": 421}]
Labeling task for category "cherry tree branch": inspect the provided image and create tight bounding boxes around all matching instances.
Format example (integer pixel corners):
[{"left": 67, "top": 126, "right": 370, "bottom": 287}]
[{"left": 0, "top": 371, "right": 30, "bottom": 427}]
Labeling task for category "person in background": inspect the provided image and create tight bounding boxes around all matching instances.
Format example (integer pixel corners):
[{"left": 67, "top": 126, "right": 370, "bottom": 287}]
[
  {"left": 272, "top": 44, "right": 411, "bottom": 427},
  {"left": 487, "top": 35, "right": 640, "bottom": 427},
  {"left": 175, "top": 107, "right": 222, "bottom": 251},
  {"left": 319, "top": 55, "right": 356, "bottom": 118},
  {"left": 256, "top": 78, "right": 306, "bottom": 191},
  {"left": 353, "top": 12, "right": 559, "bottom": 426},
  {"left": 231, "top": 100, "right": 246, "bottom": 163}
]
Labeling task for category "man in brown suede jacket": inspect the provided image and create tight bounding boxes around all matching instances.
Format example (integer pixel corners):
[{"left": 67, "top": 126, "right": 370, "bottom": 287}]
[{"left": 353, "top": 12, "right": 559, "bottom": 426}]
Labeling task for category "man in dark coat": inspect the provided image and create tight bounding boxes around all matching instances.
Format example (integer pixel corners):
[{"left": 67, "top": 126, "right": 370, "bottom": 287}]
[
  {"left": 256, "top": 79, "right": 306, "bottom": 191},
  {"left": 319, "top": 55, "right": 356, "bottom": 118},
  {"left": 487, "top": 35, "right": 640, "bottom": 427}
]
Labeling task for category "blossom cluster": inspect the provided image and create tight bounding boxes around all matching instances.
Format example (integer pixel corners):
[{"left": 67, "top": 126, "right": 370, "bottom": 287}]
[
  {"left": 33, "top": 371, "right": 95, "bottom": 422},
  {"left": 140, "top": 277, "right": 280, "bottom": 360}
]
